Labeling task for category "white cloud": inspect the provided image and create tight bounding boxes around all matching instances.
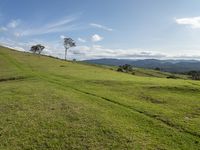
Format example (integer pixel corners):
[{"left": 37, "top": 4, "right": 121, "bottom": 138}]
[
  {"left": 78, "top": 37, "right": 86, "bottom": 43},
  {"left": 60, "top": 35, "right": 66, "bottom": 39},
  {"left": 91, "top": 34, "right": 103, "bottom": 42},
  {"left": 14, "top": 32, "right": 22, "bottom": 37},
  {"left": 90, "top": 23, "right": 113, "bottom": 31},
  {"left": 0, "top": 27, "right": 7, "bottom": 32},
  {"left": 2, "top": 37, "right": 200, "bottom": 60},
  {"left": 0, "top": 38, "right": 26, "bottom": 52},
  {"left": 7, "top": 20, "right": 20, "bottom": 28},
  {"left": 0, "top": 36, "right": 167, "bottom": 60},
  {"left": 175, "top": 17, "right": 200, "bottom": 28},
  {"left": 72, "top": 45, "right": 167, "bottom": 60}
]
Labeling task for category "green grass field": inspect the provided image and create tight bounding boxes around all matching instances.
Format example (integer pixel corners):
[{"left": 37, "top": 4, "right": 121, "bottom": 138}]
[
  {"left": 102, "top": 65, "right": 188, "bottom": 79},
  {"left": 0, "top": 46, "right": 200, "bottom": 149}
]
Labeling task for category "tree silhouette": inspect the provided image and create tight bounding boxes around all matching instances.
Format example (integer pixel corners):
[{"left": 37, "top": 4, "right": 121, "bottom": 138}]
[
  {"left": 63, "top": 37, "right": 76, "bottom": 60},
  {"left": 117, "top": 64, "right": 133, "bottom": 73},
  {"left": 30, "top": 44, "right": 45, "bottom": 54}
]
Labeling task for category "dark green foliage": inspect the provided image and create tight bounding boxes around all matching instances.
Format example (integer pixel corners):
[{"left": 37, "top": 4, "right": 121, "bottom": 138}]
[
  {"left": 187, "top": 71, "right": 200, "bottom": 80},
  {"left": 155, "top": 67, "right": 161, "bottom": 71},
  {"left": 166, "top": 75, "right": 178, "bottom": 79},
  {"left": 30, "top": 44, "right": 45, "bottom": 54},
  {"left": 117, "top": 64, "right": 133, "bottom": 73}
]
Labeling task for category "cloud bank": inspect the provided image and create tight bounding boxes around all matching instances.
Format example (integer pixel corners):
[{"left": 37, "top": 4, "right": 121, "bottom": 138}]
[
  {"left": 1, "top": 37, "right": 200, "bottom": 61},
  {"left": 72, "top": 45, "right": 167, "bottom": 60}
]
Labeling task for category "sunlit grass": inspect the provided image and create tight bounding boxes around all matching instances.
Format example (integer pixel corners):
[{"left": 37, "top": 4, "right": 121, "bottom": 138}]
[{"left": 0, "top": 46, "right": 200, "bottom": 149}]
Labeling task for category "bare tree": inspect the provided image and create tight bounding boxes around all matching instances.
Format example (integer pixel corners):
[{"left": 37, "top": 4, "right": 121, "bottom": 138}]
[
  {"left": 30, "top": 44, "right": 45, "bottom": 54},
  {"left": 63, "top": 37, "right": 76, "bottom": 60}
]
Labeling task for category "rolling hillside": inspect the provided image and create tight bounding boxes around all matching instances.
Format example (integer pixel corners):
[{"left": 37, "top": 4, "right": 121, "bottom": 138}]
[
  {"left": 81, "top": 63, "right": 188, "bottom": 79},
  {"left": 0, "top": 46, "right": 200, "bottom": 149},
  {"left": 85, "top": 58, "right": 200, "bottom": 73}
]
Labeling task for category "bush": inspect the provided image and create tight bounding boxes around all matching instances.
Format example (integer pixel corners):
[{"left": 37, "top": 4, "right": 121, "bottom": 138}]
[
  {"left": 117, "top": 64, "right": 133, "bottom": 73},
  {"left": 154, "top": 67, "right": 161, "bottom": 71},
  {"left": 132, "top": 72, "right": 135, "bottom": 75},
  {"left": 166, "top": 75, "right": 178, "bottom": 79}
]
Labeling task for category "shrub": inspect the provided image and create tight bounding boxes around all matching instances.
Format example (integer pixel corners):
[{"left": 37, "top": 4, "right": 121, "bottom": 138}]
[
  {"left": 154, "top": 67, "right": 161, "bottom": 71},
  {"left": 166, "top": 75, "right": 178, "bottom": 79},
  {"left": 117, "top": 64, "right": 133, "bottom": 73}
]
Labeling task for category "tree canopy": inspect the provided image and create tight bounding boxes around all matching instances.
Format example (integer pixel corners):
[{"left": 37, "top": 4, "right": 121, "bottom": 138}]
[
  {"left": 63, "top": 37, "right": 76, "bottom": 60},
  {"left": 30, "top": 44, "right": 45, "bottom": 54}
]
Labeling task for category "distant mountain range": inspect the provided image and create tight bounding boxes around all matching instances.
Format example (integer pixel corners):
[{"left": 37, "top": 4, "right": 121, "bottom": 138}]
[{"left": 84, "top": 59, "right": 200, "bottom": 73}]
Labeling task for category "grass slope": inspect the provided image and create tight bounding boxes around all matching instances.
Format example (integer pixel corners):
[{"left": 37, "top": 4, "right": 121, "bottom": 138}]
[
  {"left": 0, "top": 46, "right": 200, "bottom": 150},
  {"left": 103, "top": 65, "right": 187, "bottom": 79},
  {"left": 83, "top": 63, "right": 188, "bottom": 79}
]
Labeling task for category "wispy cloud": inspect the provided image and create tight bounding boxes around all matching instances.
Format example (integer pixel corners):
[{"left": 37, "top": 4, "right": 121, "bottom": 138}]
[
  {"left": 90, "top": 23, "right": 113, "bottom": 31},
  {"left": 78, "top": 37, "right": 86, "bottom": 43},
  {"left": 175, "top": 17, "right": 200, "bottom": 29},
  {"left": 91, "top": 34, "right": 103, "bottom": 42},
  {"left": 7, "top": 19, "right": 20, "bottom": 28},
  {"left": 45, "top": 16, "right": 76, "bottom": 29},
  {"left": 0, "top": 27, "right": 7, "bottom": 32},
  {"left": 19, "top": 16, "right": 79, "bottom": 36}
]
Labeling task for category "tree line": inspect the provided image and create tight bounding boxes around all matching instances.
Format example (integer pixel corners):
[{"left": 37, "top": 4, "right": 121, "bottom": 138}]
[
  {"left": 186, "top": 71, "right": 200, "bottom": 80},
  {"left": 30, "top": 37, "right": 76, "bottom": 60}
]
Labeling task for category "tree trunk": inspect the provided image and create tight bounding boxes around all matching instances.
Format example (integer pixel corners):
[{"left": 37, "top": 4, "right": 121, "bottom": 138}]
[{"left": 65, "top": 49, "right": 68, "bottom": 60}]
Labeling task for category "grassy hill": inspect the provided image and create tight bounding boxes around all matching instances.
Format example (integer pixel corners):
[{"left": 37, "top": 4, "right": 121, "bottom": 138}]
[
  {"left": 0, "top": 46, "right": 200, "bottom": 150},
  {"left": 81, "top": 63, "right": 188, "bottom": 79}
]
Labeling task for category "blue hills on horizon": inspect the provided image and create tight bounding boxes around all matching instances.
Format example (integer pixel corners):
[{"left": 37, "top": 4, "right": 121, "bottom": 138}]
[{"left": 84, "top": 58, "right": 200, "bottom": 73}]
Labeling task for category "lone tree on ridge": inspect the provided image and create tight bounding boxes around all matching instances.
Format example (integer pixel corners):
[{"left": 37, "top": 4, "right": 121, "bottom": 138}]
[
  {"left": 30, "top": 44, "right": 45, "bottom": 55},
  {"left": 63, "top": 37, "right": 76, "bottom": 60}
]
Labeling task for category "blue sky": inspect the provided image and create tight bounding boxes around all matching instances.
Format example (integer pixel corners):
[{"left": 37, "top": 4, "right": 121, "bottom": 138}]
[{"left": 1, "top": 0, "right": 200, "bottom": 59}]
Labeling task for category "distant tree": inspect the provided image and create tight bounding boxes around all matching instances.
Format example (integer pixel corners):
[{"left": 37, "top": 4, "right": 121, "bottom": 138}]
[
  {"left": 30, "top": 44, "right": 45, "bottom": 54},
  {"left": 187, "top": 71, "right": 200, "bottom": 80},
  {"left": 166, "top": 75, "right": 178, "bottom": 79},
  {"left": 63, "top": 37, "right": 76, "bottom": 60},
  {"left": 155, "top": 67, "right": 161, "bottom": 71},
  {"left": 187, "top": 71, "right": 198, "bottom": 76},
  {"left": 117, "top": 64, "right": 133, "bottom": 73}
]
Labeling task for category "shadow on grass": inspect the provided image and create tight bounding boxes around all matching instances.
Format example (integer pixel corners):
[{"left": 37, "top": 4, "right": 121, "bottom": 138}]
[{"left": 0, "top": 76, "right": 27, "bottom": 82}]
